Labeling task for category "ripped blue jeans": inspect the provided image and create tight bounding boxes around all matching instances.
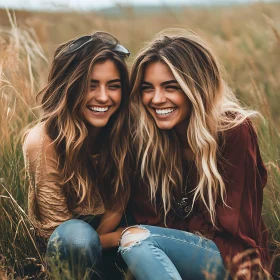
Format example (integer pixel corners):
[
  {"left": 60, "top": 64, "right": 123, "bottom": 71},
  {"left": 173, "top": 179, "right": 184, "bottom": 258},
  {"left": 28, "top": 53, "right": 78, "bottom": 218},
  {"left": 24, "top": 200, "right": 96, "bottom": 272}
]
[{"left": 118, "top": 225, "right": 231, "bottom": 280}]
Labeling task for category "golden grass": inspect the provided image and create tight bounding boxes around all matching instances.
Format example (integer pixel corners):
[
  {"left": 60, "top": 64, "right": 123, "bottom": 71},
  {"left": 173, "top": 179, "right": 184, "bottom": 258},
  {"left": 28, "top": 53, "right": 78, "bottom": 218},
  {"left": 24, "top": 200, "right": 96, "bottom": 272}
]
[{"left": 0, "top": 3, "right": 279, "bottom": 279}]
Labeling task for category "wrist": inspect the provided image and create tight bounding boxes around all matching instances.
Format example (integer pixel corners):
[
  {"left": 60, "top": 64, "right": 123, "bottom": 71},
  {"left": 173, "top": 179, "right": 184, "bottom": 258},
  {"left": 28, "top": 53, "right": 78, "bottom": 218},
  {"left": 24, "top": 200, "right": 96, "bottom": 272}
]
[
  {"left": 114, "top": 231, "right": 122, "bottom": 247},
  {"left": 100, "top": 231, "right": 122, "bottom": 249}
]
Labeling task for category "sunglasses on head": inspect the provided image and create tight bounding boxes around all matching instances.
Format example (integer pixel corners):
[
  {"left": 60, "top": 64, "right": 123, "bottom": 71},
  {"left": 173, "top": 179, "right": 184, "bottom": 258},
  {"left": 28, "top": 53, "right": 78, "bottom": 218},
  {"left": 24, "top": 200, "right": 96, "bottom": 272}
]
[{"left": 55, "top": 31, "right": 130, "bottom": 59}]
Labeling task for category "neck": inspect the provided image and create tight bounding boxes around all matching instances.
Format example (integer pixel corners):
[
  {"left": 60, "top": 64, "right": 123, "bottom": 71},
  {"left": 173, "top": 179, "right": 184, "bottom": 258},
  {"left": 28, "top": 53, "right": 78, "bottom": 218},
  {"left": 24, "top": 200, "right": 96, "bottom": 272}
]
[
  {"left": 174, "top": 119, "right": 189, "bottom": 148},
  {"left": 87, "top": 126, "right": 101, "bottom": 154},
  {"left": 174, "top": 119, "right": 195, "bottom": 161}
]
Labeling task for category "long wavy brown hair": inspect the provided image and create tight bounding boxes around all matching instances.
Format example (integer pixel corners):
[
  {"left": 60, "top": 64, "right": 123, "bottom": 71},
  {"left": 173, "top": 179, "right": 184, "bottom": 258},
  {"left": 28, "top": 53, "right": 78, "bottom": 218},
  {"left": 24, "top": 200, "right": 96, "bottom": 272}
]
[
  {"left": 130, "top": 29, "right": 258, "bottom": 225},
  {"left": 37, "top": 32, "right": 130, "bottom": 210}
]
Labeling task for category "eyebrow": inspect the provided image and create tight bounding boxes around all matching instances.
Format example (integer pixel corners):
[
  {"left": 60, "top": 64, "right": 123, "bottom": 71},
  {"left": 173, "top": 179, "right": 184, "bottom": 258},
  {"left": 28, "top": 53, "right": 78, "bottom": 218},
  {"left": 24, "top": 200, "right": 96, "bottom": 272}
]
[
  {"left": 142, "top": 80, "right": 179, "bottom": 86},
  {"left": 90, "top": 79, "right": 121, "bottom": 84}
]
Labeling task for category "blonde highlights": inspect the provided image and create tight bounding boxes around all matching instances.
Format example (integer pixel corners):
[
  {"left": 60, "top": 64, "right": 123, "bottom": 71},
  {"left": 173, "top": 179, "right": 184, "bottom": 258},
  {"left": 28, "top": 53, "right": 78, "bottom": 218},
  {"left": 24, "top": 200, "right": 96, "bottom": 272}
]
[
  {"left": 37, "top": 33, "right": 130, "bottom": 210},
  {"left": 130, "top": 29, "right": 258, "bottom": 225}
]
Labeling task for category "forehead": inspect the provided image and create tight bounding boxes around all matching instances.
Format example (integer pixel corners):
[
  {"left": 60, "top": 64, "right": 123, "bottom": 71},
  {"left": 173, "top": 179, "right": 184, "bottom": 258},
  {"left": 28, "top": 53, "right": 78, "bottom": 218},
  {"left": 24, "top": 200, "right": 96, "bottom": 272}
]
[
  {"left": 143, "top": 61, "right": 175, "bottom": 82},
  {"left": 90, "top": 59, "right": 120, "bottom": 79}
]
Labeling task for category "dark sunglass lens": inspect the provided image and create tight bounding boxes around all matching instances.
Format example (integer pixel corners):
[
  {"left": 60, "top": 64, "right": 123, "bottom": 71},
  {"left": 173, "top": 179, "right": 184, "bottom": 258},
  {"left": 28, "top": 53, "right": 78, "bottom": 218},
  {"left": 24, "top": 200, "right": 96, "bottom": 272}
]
[
  {"left": 114, "top": 44, "right": 130, "bottom": 57},
  {"left": 68, "top": 36, "right": 92, "bottom": 52}
]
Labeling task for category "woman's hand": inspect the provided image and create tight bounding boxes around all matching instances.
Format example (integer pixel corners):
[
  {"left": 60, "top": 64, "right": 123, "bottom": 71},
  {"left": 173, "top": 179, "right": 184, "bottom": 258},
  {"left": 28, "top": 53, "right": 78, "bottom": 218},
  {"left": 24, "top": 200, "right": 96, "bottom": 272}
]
[
  {"left": 99, "top": 231, "right": 121, "bottom": 249},
  {"left": 99, "top": 227, "right": 127, "bottom": 249}
]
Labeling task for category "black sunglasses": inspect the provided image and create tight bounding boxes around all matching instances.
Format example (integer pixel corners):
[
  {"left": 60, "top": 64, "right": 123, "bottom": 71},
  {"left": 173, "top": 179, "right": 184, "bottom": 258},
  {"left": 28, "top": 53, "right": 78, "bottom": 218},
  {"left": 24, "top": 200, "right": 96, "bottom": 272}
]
[{"left": 55, "top": 32, "right": 130, "bottom": 59}]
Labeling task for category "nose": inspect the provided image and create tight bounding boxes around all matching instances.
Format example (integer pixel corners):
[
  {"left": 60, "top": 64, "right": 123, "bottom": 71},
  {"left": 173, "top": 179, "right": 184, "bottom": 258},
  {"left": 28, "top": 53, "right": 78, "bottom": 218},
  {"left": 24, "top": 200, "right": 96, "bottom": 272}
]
[
  {"left": 95, "top": 86, "right": 109, "bottom": 103},
  {"left": 152, "top": 88, "right": 166, "bottom": 105}
]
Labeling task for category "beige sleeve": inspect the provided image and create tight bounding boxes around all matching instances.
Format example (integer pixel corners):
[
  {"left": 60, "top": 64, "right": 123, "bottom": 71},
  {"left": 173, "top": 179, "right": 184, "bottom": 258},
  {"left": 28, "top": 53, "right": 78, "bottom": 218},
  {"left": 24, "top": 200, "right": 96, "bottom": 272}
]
[{"left": 23, "top": 125, "right": 72, "bottom": 238}]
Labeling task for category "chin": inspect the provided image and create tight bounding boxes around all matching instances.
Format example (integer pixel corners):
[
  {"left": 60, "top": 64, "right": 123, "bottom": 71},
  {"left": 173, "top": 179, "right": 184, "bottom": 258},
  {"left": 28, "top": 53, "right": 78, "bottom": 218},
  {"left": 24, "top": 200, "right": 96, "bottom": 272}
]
[
  {"left": 86, "top": 119, "right": 110, "bottom": 128},
  {"left": 156, "top": 122, "right": 174, "bottom": 130}
]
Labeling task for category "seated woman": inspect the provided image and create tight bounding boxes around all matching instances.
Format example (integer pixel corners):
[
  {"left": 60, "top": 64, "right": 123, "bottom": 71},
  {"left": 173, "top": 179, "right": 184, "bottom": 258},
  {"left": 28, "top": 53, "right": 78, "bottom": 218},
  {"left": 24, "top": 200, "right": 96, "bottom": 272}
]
[
  {"left": 23, "top": 31, "right": 130, "bottom": 279},
  {"left": 120, "top": 30, "right": 272, "bottom": 279}
]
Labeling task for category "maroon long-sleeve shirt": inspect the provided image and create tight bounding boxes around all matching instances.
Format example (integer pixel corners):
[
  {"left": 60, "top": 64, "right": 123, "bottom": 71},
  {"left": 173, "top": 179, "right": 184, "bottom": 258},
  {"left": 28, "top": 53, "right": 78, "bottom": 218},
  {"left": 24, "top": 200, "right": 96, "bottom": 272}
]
[{"left": 128, "top": 119, "right": 270, "bottom": 277}]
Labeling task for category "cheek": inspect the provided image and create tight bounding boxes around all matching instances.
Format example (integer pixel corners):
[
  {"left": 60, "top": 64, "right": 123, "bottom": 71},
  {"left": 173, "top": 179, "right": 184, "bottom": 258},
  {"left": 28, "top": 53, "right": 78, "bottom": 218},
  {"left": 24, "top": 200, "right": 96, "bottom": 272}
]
[
  {"left": 112, "top": 90, "right": 122, "bottom": 106},
  {"left": 178, "top": 94, "right": 191, "bottom": 111},
  {"left": 141, "top": 93, "right": 150, "bottom": 107},
  {"left": 81, "top": 92, "right": 90, "bottom": 111},
  {"left": 83, "top": 90, "right": 91, "bottom": 102}
]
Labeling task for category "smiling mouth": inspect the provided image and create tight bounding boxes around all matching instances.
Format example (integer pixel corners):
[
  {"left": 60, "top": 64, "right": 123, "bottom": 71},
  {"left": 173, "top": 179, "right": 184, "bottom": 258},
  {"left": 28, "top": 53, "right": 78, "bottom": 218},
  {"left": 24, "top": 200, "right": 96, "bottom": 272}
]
[
  {"left": 87, "top": 106, "right": 110, "bottom": 113},
  {"left": 155, "top": 108, "right": 177, "bottom": 116}
]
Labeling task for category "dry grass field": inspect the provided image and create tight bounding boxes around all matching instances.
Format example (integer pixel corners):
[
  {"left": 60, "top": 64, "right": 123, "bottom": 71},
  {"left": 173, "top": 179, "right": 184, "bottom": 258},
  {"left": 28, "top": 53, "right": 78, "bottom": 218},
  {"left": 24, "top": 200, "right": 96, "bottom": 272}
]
[{"left": 0, "top": 2, "right": 279, "bottom": 279}]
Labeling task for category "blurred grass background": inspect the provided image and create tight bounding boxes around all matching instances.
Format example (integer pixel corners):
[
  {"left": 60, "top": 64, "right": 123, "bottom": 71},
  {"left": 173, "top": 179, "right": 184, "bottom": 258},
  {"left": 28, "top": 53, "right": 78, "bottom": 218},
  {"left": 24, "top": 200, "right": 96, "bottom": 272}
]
[{"left": 0, "top": 2, "right": 279, "bottom": 279}]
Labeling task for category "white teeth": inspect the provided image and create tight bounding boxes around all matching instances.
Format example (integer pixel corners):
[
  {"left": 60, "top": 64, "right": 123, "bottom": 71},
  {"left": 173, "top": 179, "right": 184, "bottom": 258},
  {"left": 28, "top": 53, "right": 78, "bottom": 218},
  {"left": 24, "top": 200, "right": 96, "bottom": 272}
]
[
  {"left": 88, "top": 106, "right": 109, "bottom": 112},
  {"left": 155, "top": 108, "right": 176, "bottom": 115}
]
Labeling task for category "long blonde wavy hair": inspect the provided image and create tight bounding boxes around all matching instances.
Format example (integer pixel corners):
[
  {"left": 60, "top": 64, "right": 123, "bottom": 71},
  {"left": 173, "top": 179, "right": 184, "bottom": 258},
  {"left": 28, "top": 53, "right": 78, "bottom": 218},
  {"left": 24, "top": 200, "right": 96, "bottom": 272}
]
[
  {"left": 37, "top": 32, "right": 130, "bottom": 209},
  {"left": 130, "top": 29, "right": 258, "bottom": 225}
]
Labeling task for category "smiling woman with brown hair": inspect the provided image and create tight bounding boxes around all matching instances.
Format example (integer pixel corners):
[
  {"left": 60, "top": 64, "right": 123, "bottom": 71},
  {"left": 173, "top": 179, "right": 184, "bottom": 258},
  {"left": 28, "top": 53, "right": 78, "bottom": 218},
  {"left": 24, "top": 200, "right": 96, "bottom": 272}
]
[
  {"left": 119, "top": 29, "right": 271, "bottom": 280},
  {"left": 23, "top": 31, "right": 130, "bottom": 279}
]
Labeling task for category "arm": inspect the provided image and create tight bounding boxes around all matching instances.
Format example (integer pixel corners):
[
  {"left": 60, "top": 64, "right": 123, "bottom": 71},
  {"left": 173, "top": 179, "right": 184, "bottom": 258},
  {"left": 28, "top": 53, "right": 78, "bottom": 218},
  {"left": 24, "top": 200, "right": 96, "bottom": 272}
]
[
  {"left": 98, "top": 230, "right": 124, "bottom": 249},
  {"left": 97, "top": 208, "right": 125, "bottom": 249},
  {"left": 97, "top": 208, "right": 123, "bottom": 234},
  {"left": 23, "top": 125, "right": 72, "bottom": 239},
  {"left": 214, "top": 120, "right": 270, "bottom": 279}
]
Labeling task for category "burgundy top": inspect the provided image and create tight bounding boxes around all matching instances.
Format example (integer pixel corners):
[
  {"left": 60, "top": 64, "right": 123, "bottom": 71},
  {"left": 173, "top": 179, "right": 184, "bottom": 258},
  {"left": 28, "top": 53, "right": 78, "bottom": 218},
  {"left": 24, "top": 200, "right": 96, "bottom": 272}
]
[{"left": 128, "top": 120, "right": 270, "bottom": 276}]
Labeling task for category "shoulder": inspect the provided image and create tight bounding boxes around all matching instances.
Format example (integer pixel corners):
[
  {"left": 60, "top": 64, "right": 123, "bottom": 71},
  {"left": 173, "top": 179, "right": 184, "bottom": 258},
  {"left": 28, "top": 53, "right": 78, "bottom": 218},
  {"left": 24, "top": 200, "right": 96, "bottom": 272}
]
[
  {"left": 222, "top": 119, "right": 258, "bottom": 148},
  {"left": 23, "top": 123, "right": 60, "bottom": 176},
  {"left": 23, "top": 123, "right": 53, "bottom": 154},
  {"left": 219, "top": 118, "right": 261, "bottom": 161}
]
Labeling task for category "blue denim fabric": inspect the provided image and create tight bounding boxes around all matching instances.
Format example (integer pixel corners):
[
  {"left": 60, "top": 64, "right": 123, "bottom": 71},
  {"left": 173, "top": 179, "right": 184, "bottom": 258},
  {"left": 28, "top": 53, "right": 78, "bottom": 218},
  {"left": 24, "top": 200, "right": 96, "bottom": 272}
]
[
  {"left": 46, "top": 219, "right": 103, "bottom": 279},
  {"left": 119, "top": 225, "right": 231, "bottom": 280}
]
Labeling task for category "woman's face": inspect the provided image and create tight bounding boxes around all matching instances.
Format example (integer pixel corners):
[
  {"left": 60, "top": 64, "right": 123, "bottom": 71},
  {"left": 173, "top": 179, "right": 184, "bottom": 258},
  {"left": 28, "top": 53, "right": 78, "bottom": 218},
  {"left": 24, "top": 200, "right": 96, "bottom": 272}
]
[
  {"left": 141, "top": 61, "right": 191, "bottom": 130},
  {"left": 82, "top": 59, "right": 122, "bottom": 128}
]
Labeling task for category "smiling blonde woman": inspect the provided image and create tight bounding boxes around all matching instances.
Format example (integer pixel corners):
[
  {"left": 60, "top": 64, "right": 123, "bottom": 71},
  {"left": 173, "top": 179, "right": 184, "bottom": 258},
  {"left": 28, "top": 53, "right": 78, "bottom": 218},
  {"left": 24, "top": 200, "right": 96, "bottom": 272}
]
[
  {"left": 119, "top": 30, "right": 272, "bottom": 280},
  {"left": 23, "top": 31, "right": 130, "bottom": 279}
]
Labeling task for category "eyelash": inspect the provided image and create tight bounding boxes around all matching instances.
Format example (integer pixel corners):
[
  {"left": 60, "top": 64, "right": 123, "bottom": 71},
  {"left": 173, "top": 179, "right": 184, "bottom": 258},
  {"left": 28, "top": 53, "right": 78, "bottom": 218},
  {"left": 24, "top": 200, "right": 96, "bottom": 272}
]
[
  {"left": 141, "top": 86, "right": 152, "bottom": 91},
  {"left": 109, "top": 84, "right": 121, "bottom": 89},
  {"left": 141, "top": 85, "right": 181, "bottom": 91},
  {"left": 90, "top": 84, "right": 121, "bottom": 89},
  {"left": 165, "top": 86, "right": 180, "bottom": 90}
]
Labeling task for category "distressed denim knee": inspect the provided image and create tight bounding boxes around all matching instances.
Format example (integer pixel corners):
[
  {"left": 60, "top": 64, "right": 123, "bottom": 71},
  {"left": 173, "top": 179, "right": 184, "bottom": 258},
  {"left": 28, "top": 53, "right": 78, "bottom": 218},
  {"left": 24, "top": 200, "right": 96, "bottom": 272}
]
[
  {"left": 118, "top": 225, "right": 183, "bottom": 280},
  {"left": 118, "top": 225, "right": 229, "bottom": 280},
  {"left": 46, "top": 219, "right": 103, "bottom": 279},
  {"left": 118, "top": 225, "right": 150, "bottom": 254}
]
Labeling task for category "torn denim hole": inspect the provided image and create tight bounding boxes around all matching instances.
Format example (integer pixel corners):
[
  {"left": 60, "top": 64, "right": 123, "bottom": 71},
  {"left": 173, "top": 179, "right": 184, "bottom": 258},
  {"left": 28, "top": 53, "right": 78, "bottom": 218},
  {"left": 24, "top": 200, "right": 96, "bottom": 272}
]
[{"left": 118, "top": 226, "right": 150, "bottom": 254}]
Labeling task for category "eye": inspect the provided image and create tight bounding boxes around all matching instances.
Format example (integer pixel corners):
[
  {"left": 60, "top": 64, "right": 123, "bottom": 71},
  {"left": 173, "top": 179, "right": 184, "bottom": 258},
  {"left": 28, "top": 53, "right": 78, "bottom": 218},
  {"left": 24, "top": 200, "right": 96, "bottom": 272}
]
[
  {"left": 141, "top": 85, "right": 153, "bottom": 93},
  {"left": 90, "top": 84, "right": 97, "bottom": 90},
  {"left": 165, "top": 85, "right": 181, "bottom": 92},
  {"left": 109, "top": 84, "right": 121, "bottom": 90}
]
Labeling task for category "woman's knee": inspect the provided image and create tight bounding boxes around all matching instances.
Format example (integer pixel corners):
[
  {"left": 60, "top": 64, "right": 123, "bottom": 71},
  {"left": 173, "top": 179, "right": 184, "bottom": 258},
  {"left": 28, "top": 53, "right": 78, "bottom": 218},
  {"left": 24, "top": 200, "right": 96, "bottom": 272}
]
[
  {"left": 46, "top": 219, "right": 103, "bottom": 279},
  {"left": 47, "top": 219, "right": 101, "bottom": 259},
  {"left": 119, "top": 225, "right": 150, "bottom": 253}
]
